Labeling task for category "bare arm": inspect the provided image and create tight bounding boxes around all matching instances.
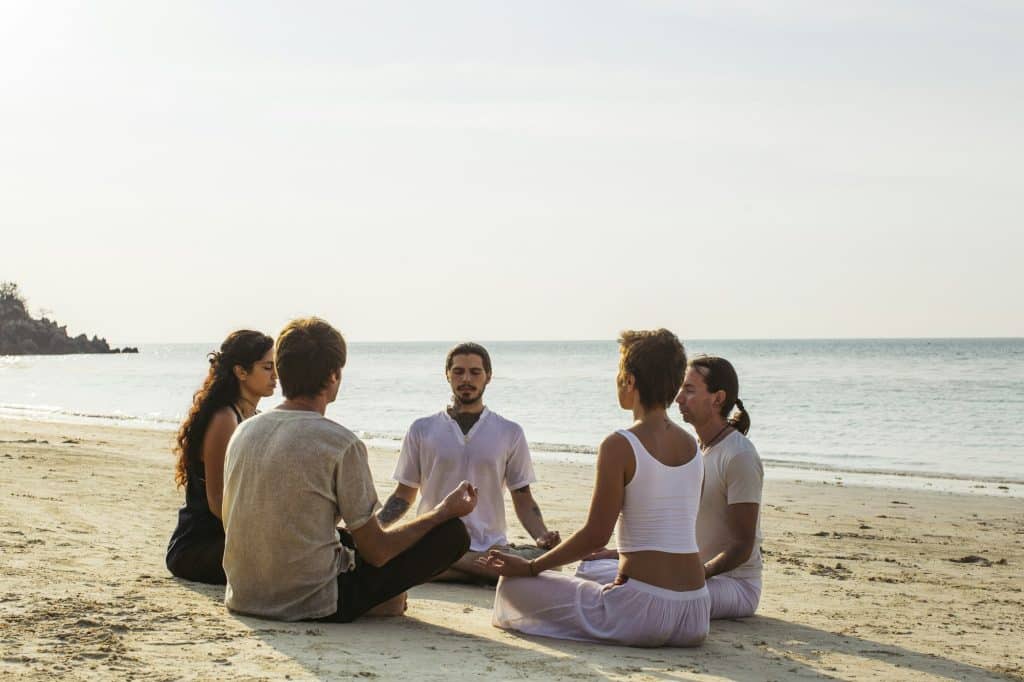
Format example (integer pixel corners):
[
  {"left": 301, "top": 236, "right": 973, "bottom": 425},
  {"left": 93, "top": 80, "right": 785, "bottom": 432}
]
[
  {"left": 511, "top": 485, "right": 560, "bottom": 548},
  {"left": 703, "top": 502, "right": 759, "bottom": 579},
  {"left": 377, "top": 483, "right": 418, "bottom": 527},
  {"left": 482, "top": 433, "right": 629, "bottom": 576},
  {"left": 201, "top": 408, "right": 237, "bottom": 520},
  {"left": 352, "top": 481, "right": 477, "bottom": 568}
]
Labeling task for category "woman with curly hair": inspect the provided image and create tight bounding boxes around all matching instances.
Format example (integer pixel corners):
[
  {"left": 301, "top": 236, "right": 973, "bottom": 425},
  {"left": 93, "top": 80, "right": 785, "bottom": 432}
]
[
  {"left": 166, "top": 330, "right": 276, "bottom": 584},
  {"left": 479, "top": 329, "right": 710, "bottom": 647}
]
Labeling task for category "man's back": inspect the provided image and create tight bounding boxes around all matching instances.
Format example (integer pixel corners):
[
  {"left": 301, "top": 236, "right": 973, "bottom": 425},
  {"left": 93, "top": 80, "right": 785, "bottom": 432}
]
[{"left": 222, "top": 409, "right": 379, "bottom": 621}]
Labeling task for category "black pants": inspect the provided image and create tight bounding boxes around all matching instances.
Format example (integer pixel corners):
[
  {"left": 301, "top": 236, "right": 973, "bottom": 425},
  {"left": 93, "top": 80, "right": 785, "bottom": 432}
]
[
  {"left": 321, "top": 518, "right": 470, "bottom": 623},
  {"left": 166, "top": 536, "right": 227, "bottom": 585}
]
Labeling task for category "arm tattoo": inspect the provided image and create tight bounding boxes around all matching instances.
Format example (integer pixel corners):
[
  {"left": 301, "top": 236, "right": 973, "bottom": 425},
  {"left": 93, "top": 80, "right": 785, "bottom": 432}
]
[
  {"left": 513, "top": 486, "right": 543, "bottom": 519},
  {"left": 377, "top": 495, "right": 411, "bottom": 527}
]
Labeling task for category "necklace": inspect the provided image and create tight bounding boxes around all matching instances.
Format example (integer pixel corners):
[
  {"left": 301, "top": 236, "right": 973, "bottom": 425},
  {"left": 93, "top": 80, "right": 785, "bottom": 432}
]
[
  {"left": 236, "top": 396, "right": 257, "bottom": 418},
  {"left": 700, "top": 424, "right": 731, "bottom": 451}
]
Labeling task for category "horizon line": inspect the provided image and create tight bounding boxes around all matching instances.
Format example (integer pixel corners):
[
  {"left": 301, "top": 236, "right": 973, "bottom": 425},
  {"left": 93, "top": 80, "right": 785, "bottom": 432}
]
[{"left": 119, "top": 335, "right": 1024, "bottom": 345}]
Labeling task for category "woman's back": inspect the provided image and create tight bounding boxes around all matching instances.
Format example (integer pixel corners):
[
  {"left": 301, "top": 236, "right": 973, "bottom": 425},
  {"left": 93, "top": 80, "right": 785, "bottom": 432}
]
[{"left": 616, "top": 423, "right": 706, "bottom": 591}]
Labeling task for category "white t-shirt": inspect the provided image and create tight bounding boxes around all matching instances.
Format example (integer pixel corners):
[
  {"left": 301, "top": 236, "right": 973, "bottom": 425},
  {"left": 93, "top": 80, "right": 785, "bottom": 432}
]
[
  {"left": 696, "top": 430, "right": 764, "bottom": 580},
  {"left": 393, "top": 407, "right": 536, "bottom": 551}
]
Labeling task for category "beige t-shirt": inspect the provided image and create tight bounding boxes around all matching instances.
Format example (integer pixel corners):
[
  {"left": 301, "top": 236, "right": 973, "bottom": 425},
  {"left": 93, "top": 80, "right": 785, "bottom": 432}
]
[
  {"left": 222, "top": 409, "right": 379, "bottom": 621},
  {"left": 696, "top": 430, "right": 764, "bottom": 580}
]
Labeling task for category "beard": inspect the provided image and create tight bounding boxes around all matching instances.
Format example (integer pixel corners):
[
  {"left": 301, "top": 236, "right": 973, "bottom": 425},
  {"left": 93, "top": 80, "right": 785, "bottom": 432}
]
[{"left": 453, "top": 384, "right": 485, "bottom": 406}]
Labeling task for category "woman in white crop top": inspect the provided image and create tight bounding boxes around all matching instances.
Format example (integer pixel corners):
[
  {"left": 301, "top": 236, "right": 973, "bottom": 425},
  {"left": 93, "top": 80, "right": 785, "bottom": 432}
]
[{"left": 479, "top": 329, "right": 710, "bottom": 647}]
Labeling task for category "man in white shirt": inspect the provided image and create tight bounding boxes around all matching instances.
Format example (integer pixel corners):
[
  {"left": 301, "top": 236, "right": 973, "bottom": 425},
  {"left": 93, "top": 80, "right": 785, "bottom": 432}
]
[
  {"left": 676, "top": 354, "right": 763, "bottom": 619},
  {"left": 378, "top": 342, "right": 560, "bottom": 583}
]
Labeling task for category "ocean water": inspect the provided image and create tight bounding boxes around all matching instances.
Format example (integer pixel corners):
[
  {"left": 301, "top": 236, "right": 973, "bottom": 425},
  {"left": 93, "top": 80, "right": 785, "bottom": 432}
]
[{"left": 2, "top": 339, "right": 1022, "bottom": 492}]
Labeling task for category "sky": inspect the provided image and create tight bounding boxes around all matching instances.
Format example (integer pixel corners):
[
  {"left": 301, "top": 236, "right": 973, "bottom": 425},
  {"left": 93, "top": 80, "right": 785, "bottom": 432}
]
[{"left": 1, "top": 1, "right": 1022, "bottom": 344}]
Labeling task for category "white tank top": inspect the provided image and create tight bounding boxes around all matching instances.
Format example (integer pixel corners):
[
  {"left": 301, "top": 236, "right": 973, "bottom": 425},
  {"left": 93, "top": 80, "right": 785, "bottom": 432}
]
[{"left": 615, "top": 429, "right": 703, "bottom": 554}]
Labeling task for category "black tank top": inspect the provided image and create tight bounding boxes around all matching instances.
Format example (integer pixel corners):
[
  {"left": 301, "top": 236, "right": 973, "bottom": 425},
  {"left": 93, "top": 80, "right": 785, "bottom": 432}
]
[{"left": 167, "top": 405, "right": 243, "bottom": 553}]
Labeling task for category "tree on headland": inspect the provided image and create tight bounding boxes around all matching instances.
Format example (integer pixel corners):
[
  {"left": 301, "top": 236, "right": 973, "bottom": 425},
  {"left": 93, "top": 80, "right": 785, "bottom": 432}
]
[
  {"left": 0, "top": 282, "right": 138, "bottom": 356},
  {"left": 0, "top": 282, "right": 30, "bottom": 321}
]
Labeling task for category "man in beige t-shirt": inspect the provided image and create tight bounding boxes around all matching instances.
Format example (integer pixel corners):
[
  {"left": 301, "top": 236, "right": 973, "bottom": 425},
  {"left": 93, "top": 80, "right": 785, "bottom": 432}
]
[
  {"left": 677, "top": 355, "right": 763, "bottom": 619},
  {"left": 222, "top": 318, "right": 476, "bottom": 622}
]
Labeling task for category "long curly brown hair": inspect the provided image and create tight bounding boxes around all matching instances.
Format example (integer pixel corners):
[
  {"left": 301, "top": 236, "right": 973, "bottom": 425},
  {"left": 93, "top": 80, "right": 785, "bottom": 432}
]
[{"left": 174, "top": 330, "right": 274, "bottom": 488}]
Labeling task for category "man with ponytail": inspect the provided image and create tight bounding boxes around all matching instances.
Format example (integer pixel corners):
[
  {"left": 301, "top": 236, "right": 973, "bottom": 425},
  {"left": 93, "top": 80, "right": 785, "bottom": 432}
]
[
  {"left": 676, "top": 355, "right": 764, "bottom": 620},
  {"left": 221, "top": 317, "right": 476, "bottom": 623}
]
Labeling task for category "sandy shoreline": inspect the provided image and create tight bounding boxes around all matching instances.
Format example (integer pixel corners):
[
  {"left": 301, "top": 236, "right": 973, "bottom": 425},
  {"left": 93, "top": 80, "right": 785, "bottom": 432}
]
[
  {"left": 1, "top": 418, "right": 1022, "bottom": 680},
  {"left": 4, "top": 412, "right": 1022, "bottom": 496}
]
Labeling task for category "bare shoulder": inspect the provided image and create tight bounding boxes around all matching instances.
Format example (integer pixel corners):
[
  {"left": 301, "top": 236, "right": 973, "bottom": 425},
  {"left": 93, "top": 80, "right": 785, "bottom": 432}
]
[
  {"left": 597, "top": 431, "right": 632, "bottom": 463},
  {"left": 208, "top": 407, "right": 239, "bottom": 431},
  {"left": 670, "top": 423, "right": 698, "bottom": 456}
]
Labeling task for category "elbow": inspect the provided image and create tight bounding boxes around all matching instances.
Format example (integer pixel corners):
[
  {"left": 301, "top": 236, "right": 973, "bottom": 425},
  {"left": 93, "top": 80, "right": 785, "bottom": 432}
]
[
  {"left": 580, "top": 524, "right": 613, "bottom": 552},
  {"left": 734, "top": 540, "right": 755, "bottom": 564}
]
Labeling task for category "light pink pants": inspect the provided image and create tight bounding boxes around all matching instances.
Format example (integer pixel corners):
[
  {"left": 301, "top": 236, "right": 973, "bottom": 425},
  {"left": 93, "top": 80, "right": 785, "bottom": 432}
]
[
  {"left": 577, "top": 559, "right": 761, "bottom": 620},
  {"left": 493, "top": 570, "right": 710, "bottom": 648}
]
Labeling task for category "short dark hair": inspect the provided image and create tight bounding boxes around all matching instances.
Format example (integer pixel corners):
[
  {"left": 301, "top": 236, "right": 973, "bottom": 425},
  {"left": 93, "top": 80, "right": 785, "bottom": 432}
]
[
  {"left": 445, "top": 342, "right": 492, "bottom": 375},
  {"left": 618, "top": 329, "right": 687, "bottom": 409},
  {"left": 275, "top": 317, "right": 347, "bottom": 399}
]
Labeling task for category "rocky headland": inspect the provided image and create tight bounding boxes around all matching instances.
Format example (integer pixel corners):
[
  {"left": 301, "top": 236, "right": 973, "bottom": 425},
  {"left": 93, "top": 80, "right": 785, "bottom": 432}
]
[{"left": 0, "top": 282, "right": 138, "bottom": 356}]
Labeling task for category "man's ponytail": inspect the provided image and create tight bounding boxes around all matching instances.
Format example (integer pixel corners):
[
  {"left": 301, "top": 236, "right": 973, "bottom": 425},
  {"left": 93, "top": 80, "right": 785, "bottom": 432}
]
[{"left": 729, "top": 397, "right": 751, "bottom": 435}]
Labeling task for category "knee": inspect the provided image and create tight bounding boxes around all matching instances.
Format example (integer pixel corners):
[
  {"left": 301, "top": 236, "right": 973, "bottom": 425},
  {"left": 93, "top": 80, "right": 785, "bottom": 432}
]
[
  {"left": 166, "top": 550, "right": 188, "bottom": 579},
  {"left": 687, "top": 629, "right": 709, "bottom": 647}
]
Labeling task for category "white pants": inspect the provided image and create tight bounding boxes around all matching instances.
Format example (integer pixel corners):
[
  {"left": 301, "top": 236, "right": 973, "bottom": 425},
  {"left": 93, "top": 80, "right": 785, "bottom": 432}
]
[
  {"left": 577, "top": 559, "right": 761, "bottom": 620},
  {"left": 493, "top": 571, "right": 710, "bottom": 648}
]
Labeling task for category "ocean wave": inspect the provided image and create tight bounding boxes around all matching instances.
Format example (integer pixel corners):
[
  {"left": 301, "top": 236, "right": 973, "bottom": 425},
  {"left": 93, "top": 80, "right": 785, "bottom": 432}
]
[
  {"left": 0, "top": 403, "right": 179, "bottom": 429},
  {"left": 356, "top": 432, "right": 599, "bottom": 456},
  {"left": 760, "top": 457, "right": 1024, "bottom": 486},
  {"left": 530, "top": 441, "right": 598, "bottom": 455},
  {"left": 357, "top": 430, "right": 405, "bottom": 443}
]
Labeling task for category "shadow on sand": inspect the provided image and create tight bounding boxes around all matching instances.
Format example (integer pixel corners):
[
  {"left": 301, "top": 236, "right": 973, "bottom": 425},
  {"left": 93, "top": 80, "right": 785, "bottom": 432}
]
[{"left": 175, "top": 580, "right": 1006, "bottom": 680}]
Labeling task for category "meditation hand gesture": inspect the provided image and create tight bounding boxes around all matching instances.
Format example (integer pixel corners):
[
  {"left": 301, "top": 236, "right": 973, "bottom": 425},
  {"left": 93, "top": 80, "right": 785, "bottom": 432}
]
[
  {"left": 476, "top": 549, "right": 534, "bottom": 577},
  {"left": 436, "top": 480, "right": 478, "bottom": 519},
  {"left": 535, "top": 530, "right": 561, "bottom": 549}
]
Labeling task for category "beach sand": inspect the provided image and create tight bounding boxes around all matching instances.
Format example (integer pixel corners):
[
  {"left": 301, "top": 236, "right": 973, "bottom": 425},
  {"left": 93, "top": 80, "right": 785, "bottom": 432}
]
[{"left": 1, "top": 418, "right": 1021, "bottom": 681}]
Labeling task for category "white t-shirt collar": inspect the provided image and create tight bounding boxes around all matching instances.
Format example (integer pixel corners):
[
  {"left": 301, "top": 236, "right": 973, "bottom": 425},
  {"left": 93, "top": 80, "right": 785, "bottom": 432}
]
[{"left": 442, "top": 405, "right": 491, "bottom": 439}]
